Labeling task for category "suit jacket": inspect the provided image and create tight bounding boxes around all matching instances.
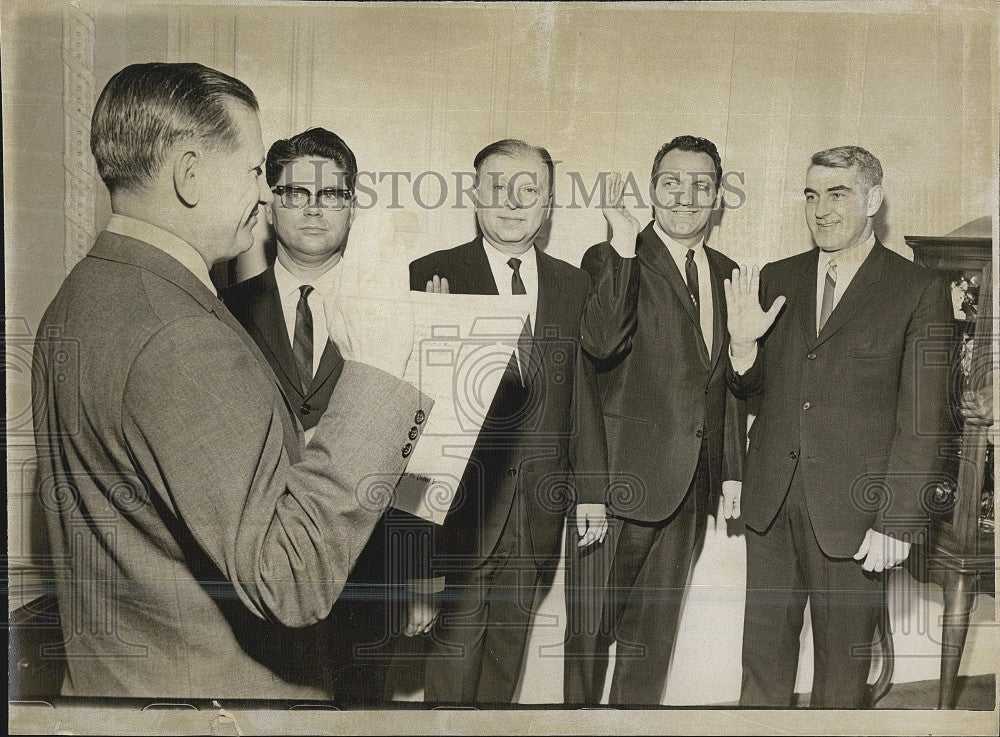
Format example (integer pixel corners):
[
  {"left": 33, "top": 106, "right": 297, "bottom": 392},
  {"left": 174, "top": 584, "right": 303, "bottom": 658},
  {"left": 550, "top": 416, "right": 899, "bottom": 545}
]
[
  {"left": 728, "top": 241, "right": 953, "bottom": 557},
  {"left": 221, "top": 268, "right": 344, "bottom": 431},
  {"left": 580, "top": 222, "right": 746, "bottom": 523},
  {"left": 221, "top": 266, "right": 426, "bottom": 584},
  {"left": 32, "top": 231, "right": 428, "bottom": 698},
  {"left": 409, "top": 237, "right": 607, "bottom": 571}
]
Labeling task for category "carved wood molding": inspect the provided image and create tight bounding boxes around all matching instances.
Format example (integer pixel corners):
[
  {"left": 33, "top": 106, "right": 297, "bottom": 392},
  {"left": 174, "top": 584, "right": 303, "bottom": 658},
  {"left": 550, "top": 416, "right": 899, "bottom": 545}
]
[{"left": 61, "top": 6, "right": 97, "bottom": 273}]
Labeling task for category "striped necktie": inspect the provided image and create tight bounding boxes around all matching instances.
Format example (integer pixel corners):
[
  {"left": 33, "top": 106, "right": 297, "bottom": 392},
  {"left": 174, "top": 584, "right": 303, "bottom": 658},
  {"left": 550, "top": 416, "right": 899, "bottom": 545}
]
[{"left": 818, "top": 261, "right": 837, "bottom": 334}]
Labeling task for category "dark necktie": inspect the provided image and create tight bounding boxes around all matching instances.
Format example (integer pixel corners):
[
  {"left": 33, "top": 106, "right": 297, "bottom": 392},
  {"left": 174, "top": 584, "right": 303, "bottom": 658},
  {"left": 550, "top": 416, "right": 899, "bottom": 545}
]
[
  {"left": 685, "top": 248, "right": 700, "bottom": 315},
  {"left": 507, "top": 257, "right": 532, "bottom": 383},
  {"left": 292, "top": 284, "right": 314, "bottom": 393}
]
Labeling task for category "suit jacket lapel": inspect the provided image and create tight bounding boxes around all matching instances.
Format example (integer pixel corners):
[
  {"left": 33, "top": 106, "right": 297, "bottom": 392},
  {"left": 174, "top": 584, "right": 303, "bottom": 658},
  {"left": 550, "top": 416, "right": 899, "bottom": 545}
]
[
  {"left": 640, "top": 224, "right": 701, "bottom": 327},
  {"left": 527, "top": 248, "right": 565, "bottom": 387},
  {"left": 796, "top": 249, "right": 821, "bottom": 349},
  {"left": 462, "top": 237, "right": 501, "bottom": 295},
  {"left": 640, "top": 224, "right": 709, "bottom": 367},
  {"left": 705, "top": 247, "right": 728, "bottom": 372},
  {"left": 248, "top": 270, "right": 303, "bottom": 397},
  {"left": 90, "top": 233, "right": 302, "bottom": 444},
  {"left": 812, "top": 242, "right": 885, "bottom": 350},
  {"left": 305, "top": 339, "right": 343, "bottom": 399}
]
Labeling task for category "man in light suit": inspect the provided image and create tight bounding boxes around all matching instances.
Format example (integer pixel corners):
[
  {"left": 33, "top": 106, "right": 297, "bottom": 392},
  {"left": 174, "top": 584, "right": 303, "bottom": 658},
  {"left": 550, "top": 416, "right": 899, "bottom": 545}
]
[
  {"left": 565, "top": 136, "right": 746, "bottom": 705},
  {"left": 408, "top": 139, "right": 607, "bottom": 703},
  {"left": 32, "top": 62, "right": 429, "bottom": 699},
  {"left": 725, "top": 145, "right": 952, "bottom": 707},
  {"left": 222, "top": 127, "right": 430, "bottom": 704}
]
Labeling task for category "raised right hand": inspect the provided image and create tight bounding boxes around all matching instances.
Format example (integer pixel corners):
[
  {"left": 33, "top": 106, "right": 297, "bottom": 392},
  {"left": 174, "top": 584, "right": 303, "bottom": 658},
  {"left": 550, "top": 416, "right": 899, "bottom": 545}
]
[
  {"left": 601, "top": 172, "right": 641, "bottom": 258},
  {"left": 424, "top": 275, "right": 450, "bottom": 294},
  {"left": 723, "top": 265, "right": 786, "bottom": 350}
]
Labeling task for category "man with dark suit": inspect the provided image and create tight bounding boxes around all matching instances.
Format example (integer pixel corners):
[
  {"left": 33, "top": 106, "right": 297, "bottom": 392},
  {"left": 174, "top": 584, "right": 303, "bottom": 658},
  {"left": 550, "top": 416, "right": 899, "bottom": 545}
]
[
  {"left": 31, "top": 62, "right": 429, "bottom": 698},
  {"left": 725, "top": 145, "right": 952, "bottom": 707},
  {"left": 566, "top": 136, "right": 746, "bottom": 705},
  {"left": 222, "top": 127, "right": 429, "bottom": 704},
  {"left": 408, "top": 139, "right": 607, "bottom": 703}
]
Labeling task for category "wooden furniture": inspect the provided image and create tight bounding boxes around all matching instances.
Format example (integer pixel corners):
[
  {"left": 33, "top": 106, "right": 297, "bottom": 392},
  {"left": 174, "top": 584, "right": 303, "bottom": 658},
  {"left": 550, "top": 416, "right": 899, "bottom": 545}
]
[{"left": 904, "top": 232, "right": 994, "bottom": 709}]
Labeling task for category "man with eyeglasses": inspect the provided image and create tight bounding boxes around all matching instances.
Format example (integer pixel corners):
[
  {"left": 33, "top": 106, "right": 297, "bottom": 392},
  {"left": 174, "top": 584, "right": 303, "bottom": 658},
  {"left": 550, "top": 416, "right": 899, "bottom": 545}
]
[{"left": 222, "top": 127, "right": 430, "bottom": 704}]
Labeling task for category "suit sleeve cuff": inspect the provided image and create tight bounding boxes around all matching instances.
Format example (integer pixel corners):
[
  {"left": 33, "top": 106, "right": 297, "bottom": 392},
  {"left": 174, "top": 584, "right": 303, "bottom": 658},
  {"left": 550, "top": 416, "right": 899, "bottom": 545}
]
[
  {"left": 729, "top": 343, "right": 758, "bottom": 375},
  {"left": 405, "top": 576, "right": 446, "bottom": 595}
]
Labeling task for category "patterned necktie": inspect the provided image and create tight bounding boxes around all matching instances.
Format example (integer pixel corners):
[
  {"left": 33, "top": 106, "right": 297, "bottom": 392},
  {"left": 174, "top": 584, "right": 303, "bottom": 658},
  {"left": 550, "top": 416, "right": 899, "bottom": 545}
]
[
  {"left": 292, "top": 284, "right": 314, "bottom": 393},
  {"left": 508, "top": 257, "right": 532, "bottom": 383},
  {"left": 818, "top": 261, "right": 837, "bottom": 334},
  {"left": 685, "top": 248, "right": 700, "bottom": 315}
]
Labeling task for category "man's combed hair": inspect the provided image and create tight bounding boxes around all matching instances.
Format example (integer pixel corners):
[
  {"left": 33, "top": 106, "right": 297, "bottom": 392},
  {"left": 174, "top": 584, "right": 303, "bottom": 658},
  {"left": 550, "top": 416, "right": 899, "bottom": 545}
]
[
  {"left": 473, "top": 139, "right": 555, "bottom": 194},
  {"left": 265, "top": 128, "right": 358, "bottom": 190},
  {"left": 90, "top": 62, "right": 258, "bottom": 193},
  {"left": 651, "top": 135, "right": 723, "bottom": 187},
  {"left": 810, "top": 145, "right": 883, "bottom": 188}
]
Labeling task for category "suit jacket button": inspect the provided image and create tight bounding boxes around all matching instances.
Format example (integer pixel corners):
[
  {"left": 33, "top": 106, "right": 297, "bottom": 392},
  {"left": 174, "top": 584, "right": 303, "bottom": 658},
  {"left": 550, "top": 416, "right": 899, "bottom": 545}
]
[
  {"left": 414, "top": 410, "right": 426, "bottom": 425},
  {"left": 789, "top": 450, "right": 798, "bottom": 460},
  {"left": 408, "top": 426, "right": 418, "bottom": 440},
  {"left": 695, "top": 429, "right": 704, "bottom": 438},
  {"left": 300, "top": 403, "right": 311, "bottom": 415},
  {"left": 807, "top": 353, "right": 817, "bottom": 360},
  {"left": 507, "top": 467, "right": 517, "bottom": 477},
  {"left": 402, "top": 443, "right": 412, "bottom": 458},
  {"left": 803, "top": 401, "right": 811, "bottom": 410}
]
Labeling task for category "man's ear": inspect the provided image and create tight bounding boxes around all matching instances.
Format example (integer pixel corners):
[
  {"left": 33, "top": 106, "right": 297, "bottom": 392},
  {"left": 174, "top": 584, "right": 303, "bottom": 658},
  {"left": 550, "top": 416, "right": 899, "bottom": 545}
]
[
  {"left": 264, "top": 201, "right": 274, "bottom": 227},
  {"left": 866, "top": 183, "right": 884, "bottom": 217},
  {"left": 173, "top": 149, "right": 201, "bottom": 207},
  {"left": 543, "top": 192, "right": 554, "bottom": 221},
  {"left": 347, "top": 199, "right": 358, "bottom": 228}
]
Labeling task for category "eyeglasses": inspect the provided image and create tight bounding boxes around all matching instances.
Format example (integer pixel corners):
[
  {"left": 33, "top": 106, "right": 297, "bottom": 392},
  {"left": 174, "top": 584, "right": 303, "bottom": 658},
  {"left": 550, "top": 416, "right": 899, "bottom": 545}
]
[{"left": 272, "top": 186, "right": 354, "bottom": 210}]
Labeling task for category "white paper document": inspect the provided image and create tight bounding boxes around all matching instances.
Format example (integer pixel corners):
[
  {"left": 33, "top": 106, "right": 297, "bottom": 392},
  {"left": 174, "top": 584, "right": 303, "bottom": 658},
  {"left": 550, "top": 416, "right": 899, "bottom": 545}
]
[{"left": 392, "top": 292, "right": 532, "bottom": 525}]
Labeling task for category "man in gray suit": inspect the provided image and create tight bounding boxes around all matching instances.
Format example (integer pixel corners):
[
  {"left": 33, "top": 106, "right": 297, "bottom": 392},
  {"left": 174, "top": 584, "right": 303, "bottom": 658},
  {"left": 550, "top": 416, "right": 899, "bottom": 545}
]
[{"left": 32, "top": 62, "right": 430, "bottom": 699}]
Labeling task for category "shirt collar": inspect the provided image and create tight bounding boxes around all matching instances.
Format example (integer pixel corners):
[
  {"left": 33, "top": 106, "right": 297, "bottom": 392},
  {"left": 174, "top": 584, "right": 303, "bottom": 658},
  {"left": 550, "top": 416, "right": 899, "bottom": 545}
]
[
  {"left": 652, "top": 220, "right": 706, "bottom": 258},
  {"left": 273, "top": 254, "right": 341, "bottom": 300},
  {"left": 482, "top": 237, "right": 537, "bottom": 271},
  {"left": 819, "top": 232, "right": 876, "bottom": 270},
  {"left": 105, "top": 214, "right": 216, "bottom": 295}
]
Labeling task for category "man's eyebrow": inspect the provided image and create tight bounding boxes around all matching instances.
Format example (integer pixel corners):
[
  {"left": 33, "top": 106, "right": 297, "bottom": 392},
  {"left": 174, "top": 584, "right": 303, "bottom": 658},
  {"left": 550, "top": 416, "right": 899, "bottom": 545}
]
[{"left": 804, "top": 184, "right": 852, "bottom": 195}]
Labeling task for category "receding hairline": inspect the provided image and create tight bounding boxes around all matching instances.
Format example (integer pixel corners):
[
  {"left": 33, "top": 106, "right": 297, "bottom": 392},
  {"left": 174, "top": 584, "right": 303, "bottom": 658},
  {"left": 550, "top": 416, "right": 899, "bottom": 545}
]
[
  {"left": 805, "top": 162, "right": 878, "bottom": 189},
  {"left": 475, "top": 148, "right": 552, "bottom": 188}
]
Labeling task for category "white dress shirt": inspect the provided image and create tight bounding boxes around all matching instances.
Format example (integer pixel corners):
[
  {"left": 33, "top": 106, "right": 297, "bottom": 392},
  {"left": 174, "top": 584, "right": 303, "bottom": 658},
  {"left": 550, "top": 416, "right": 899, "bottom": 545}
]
[
  {"left": 482, "top": 238, "right": 539, "bottom": 322},
  {"left": 273, "top": 257, "right": 341, "bottom": 444},
  {"left": 106, "top": 214, "right": 216, "bottom": 296},
  {"left": 653, "top": 221, "right": 714, "bottom": 356},
  {"left": 272, "top": 256, "right": 340, "bottom": 379},
  {"left": 482, "top": 238, "right": 538, "bottom": 381},
  {"left": 815, "top": 232, "right": 875, "bottom": 334}
]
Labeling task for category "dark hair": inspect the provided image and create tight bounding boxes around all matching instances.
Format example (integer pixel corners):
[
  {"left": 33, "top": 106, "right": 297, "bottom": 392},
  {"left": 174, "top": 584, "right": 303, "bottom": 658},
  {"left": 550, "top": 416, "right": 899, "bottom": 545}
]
[
  {"left": 265, "top": 127, "right": 358, "bottom": 191},
  {"left": 90, "top": 62, "right": 258, "bottom": 193},
  {"left": 473, "top": 139, "right": 555, "bottom": 194},
  {"left": 651, "top": 135, "right": 723, "bottom": 188},
  {"left": 810, "top": 146, "right": 883, "bottom": 188}
]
